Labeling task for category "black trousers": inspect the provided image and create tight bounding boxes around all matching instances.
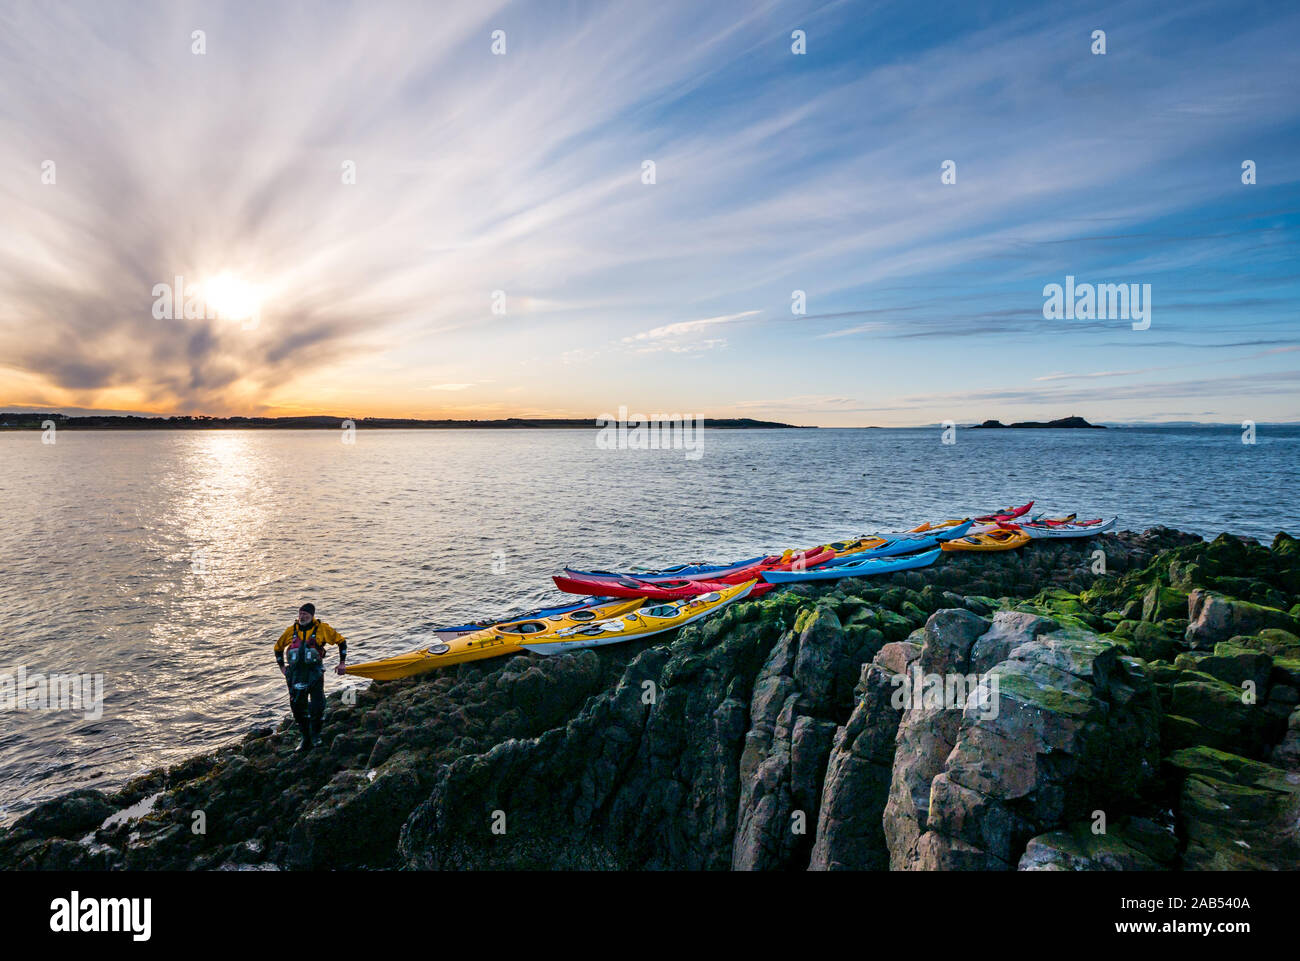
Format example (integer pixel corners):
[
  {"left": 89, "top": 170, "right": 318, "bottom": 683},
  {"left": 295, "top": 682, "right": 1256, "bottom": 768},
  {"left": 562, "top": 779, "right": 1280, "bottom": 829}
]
[{"left": 288, "top": 672, "right": 324, "bottom": 736}]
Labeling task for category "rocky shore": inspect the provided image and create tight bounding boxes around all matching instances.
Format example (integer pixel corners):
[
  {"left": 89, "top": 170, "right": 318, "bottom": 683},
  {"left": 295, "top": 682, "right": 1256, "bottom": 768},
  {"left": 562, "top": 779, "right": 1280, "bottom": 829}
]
[{"left": 3, "top": 528, "right": 1298, "bottom": 870}]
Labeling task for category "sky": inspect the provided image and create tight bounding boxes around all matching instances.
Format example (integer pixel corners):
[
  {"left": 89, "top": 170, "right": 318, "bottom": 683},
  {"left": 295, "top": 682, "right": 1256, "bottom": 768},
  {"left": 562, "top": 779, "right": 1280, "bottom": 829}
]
[{"left": 1, "top": 0, "right": 1297, "bottom": 427}]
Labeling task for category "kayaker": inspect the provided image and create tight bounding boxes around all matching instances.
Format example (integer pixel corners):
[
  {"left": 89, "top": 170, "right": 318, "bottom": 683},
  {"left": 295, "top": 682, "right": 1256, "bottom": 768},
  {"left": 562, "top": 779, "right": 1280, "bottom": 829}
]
[{"left": 274, "top": 603, "right": 348, "bottom": 752}]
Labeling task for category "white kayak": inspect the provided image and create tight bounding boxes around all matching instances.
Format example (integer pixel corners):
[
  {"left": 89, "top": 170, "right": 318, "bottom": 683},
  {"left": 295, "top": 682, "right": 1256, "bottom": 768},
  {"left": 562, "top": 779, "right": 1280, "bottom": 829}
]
[{"left": 1016, "top": 517, "right": 1117, "bottom": 539}]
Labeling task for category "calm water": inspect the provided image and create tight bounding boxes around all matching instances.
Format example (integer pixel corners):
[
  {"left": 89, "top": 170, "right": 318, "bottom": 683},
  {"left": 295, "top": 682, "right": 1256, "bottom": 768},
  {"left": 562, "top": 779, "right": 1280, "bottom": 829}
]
[{"left": 1, "top": 426, "right": 1297, "bottom": 820}]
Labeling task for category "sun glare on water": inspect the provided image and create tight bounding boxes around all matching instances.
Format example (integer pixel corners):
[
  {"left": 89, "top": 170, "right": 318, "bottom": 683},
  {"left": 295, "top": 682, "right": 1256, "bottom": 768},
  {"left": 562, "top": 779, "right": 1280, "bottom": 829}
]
[{"left": 204, "top": 272, "right": 261, "bottom": 322}]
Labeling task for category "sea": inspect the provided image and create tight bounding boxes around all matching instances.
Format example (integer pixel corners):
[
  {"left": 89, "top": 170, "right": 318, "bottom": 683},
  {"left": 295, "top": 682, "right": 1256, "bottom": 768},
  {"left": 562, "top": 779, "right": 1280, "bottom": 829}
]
[{"left": 1, "top": 425, "right": 1296, "bottom": 821}]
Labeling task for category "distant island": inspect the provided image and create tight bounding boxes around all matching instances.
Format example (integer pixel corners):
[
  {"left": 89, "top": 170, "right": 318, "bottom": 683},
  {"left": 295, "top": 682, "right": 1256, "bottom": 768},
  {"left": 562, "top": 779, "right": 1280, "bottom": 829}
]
[
  {"left": 0, "top": 413, "right": 808, "bottom": 431},
  {"left": 970, "top": 416, "right": 1105, "bottom": 430}
]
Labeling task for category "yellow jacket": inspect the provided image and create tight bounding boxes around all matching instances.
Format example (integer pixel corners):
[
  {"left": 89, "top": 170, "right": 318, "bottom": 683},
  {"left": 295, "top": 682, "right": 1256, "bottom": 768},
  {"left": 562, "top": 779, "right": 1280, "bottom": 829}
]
[{"left": 275, "top": 620, "right": 346, "bottom": 655}]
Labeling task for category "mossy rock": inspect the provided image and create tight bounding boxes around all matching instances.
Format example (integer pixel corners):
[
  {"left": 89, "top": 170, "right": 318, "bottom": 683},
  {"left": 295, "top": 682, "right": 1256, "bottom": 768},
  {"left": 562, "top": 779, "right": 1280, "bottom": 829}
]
[
  {"left": 987, "top": 664, "right": 1095, "bottom": 717},
  {"left": 1168, "top": 673, "right": 1268, "bottom": 755},
  {"left": 879, "top": 589, "right": 906, "bottom": 611},
  {"left": 1160, "top": 713, "right": 1208, "bottom": 753},
  {"left": 1105, "top": 634, "right": 1135, "bottom": 656},
  {"left": 845, "top": 607, "right": 880, "bottom": 628},
  {"left": 1229, "top": 629, "right": 1300, "bottom": 659},
  {"left": 1018, "top": 820, "right": 1168, "bottom": 870},
  {"left": 1214, "top": 576, "right": 1290, "bottom": 610},
  {"left": 1175, "top": 774, "right": 1299, "bottom": 869},
  {"left": 877, "top": 609, "right": 913, "bottom": 642},
  {"left": 1166, "top": 744, "right": 1297, "bottom": 793},
  {"left": 833, "top": 596, "right": 878, "bottom": 628},
  {"left": 1146, "top": 660, "right": 1182, "bottom": 685},
  {"left": 1109, "top": 619, "right": 1139, "bottom": 639},
  {"left": 1168, "top": 559, "right": 1205, "bottom": 591},
  {"left": 842, "top": 624, "right": 885, "bottom": 659},
  {"left": 1142, "top": 583, "right": 1187, "bottom": 623},
  {"left": 899, "top": 601, "right": 928, "bottom": 625},
  {"left": 1186, "top": 592, "right": 1300, "bottom": 649},
  {"left": 1033, "top": 587, "right": 1088, "bottom": 615},
  {"left": 1126, "top": 622, "right": 1180, "bottom": 662},
  {"left": 1059, "top": 612, "right": 1106, "bottom": 633},
  {"left": 1172, "top": 652, "right": 1209, "bottom": 672},
  {"left": 1273, "top": 658, "right": 1300, "bottom": 687},
  {"left": 1173, "top": 643, "right": 1272, "bottom": 692}
]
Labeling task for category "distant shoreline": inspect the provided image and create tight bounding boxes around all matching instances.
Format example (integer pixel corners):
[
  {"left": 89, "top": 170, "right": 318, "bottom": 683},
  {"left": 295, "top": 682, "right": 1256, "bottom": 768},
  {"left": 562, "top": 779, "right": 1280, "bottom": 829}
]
[{"left": 0, "top": 414, "right": 811, "bottom": 431}]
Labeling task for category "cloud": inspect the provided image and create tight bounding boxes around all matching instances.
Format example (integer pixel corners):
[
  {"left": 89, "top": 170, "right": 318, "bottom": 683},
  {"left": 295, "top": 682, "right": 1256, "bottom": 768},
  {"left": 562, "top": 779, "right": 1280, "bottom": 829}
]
[
  {"left": 623, "top": 311, "right": 760, "bottom": 343},
  {"left": 851, "top": 369, "right": 1300, "bottom": 414},
  {"left": 1, "top": 1, "right": 1298, "bottom": 420},
  {"left": 1033, "top": 368, "right": 1166, "bottom": 382}
]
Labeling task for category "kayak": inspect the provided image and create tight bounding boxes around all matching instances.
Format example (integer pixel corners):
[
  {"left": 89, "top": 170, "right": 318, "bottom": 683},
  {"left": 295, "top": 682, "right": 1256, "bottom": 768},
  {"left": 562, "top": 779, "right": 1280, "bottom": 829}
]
[
  {"left": 564, "top": 547, "right": 836, "bottom": 587},
  {"left": 1017, "top": 517, "right": 1116, "bottom": 539},
  {"left": 553, "top": 573, "right": 757, "bottom": 600},
  {"left": 562, "top": 555, "right": 767, "bottom": 583},
  {"left": 819, "top": 520, "right": 974, "bottom": 566},
  {"left": 1027, "top": 512, "right": 1077, "bottom": 525},
  {"left": 761, "top": 548, "right": 941, "bottom": 583},
  {"left": 821, "top": 535, "right": 889, "bottom": 557},
  {"left": 522, "top": 581, "right": 757, "bottom": 655},
  {"left": 723, "top": 547, "right": 838, "bottom": 582},
  {"left": 974, "top": 501, "right": 1034, "bottom": 522},
  {"left": 342, "top": 598, "right": 646, "bottom": 680},
  {"left": 907, "top": 517, "right": 970, "bottom": 534},
  {"left": 429, "top": 596, "right": 624, "bottom": 642},
  {"left": 941, "top": 529, "right": 1031, "bottom": 552}
]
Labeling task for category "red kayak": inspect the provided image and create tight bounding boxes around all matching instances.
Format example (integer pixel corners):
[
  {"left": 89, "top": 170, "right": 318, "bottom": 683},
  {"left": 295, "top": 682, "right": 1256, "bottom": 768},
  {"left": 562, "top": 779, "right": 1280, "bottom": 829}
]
[
  {"left": 565, "top": 546, "right": 837, "bottom": 586},
  {"left": 554, "top": 574, "right": 777, "bottom": 600},
  {"left": 711, "top": 546, "right": 837, "bottom": 584},
  {"left": 975, "top": 500, "right": 1033, "bottom": 522}
]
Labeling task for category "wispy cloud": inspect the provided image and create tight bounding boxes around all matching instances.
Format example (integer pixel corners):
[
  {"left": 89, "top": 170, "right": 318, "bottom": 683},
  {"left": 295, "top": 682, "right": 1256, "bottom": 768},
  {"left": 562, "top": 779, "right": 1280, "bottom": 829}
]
[
  {"left": 624, "top": 311, "right": 760, "bottom": 343},
  {"left": 1, "top": 1, "right": 1298, "bottom": 423}
]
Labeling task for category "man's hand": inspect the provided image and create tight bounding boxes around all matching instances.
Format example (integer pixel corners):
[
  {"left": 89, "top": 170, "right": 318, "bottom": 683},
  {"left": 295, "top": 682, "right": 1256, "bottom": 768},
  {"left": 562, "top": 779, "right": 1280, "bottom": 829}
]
[{"left": 335, "top": 664, "right": 347, "bottom": 675}]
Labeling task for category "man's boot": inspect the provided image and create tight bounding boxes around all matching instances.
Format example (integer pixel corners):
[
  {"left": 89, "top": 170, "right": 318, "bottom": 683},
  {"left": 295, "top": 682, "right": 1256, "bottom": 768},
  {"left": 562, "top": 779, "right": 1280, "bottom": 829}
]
[
  {"left": 295, "top": 716, "right": 314, "bottom": 752},
  {"left": 309, "top": 715, "right": 323, "bottom": 749}
]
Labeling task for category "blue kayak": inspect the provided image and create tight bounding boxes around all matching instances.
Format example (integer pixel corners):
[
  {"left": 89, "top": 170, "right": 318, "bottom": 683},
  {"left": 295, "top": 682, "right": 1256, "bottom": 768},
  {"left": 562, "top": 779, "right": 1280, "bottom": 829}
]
[
  {"left": 926, "top": 519, "right": 974, "bottom": 541},
  {"left": 563, "top": 555, "right": 768, "bottom": 583},
  {"left": 761, "top": 548, "right": 942, "bottom": 583},
  {"left": 818, "top": 520, "right": 973, "bottom": 567}
]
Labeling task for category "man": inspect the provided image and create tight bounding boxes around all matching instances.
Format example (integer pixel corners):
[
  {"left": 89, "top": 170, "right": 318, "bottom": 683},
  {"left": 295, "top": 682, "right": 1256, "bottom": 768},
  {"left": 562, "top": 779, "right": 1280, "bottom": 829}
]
[{"left": 274, "top": 603, "right": 347, "bottom": 752}]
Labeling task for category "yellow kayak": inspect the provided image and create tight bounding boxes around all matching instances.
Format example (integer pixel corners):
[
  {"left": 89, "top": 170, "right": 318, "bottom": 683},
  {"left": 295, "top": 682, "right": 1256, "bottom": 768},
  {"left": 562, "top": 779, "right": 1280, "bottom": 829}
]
[
  {"left": 1031, "top": 512, "right": 1077, "bottom": 524},
  {"left": 521, "top": 580, "right": 757, "bottom": 655},
  {"left": 940, "top": 529, "right": 1031, "bottom": 552},
  {"left": 820, "top": 536, "right": 889, "bottom": 558},
  {"left": 343, "top": 597, "right": 645, "bottom": 680},
  {"left": 908, "top": 517, "right": 971, "bottom": 533}
]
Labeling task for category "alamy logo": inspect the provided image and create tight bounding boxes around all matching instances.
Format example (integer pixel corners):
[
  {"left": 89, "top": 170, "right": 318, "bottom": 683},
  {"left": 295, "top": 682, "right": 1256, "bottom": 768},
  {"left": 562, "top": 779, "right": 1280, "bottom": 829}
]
[
  {"left": 50, "top": 891, "right": 151, "bottom": 941},
  {"left": 595, "top": 406, "right": 704, "bottom": 461},
  {"left": 152, "top": 274, "right": 261, "bottom": 329},
  {"left": 1043, "top": 275, "right": 1151, "bottom": 330},
  {"left": 0, "top": 667, "right": 103, "bottom": 720},
  {"left": 890, "top": 666, "right": 1000, "bottom": 719}
]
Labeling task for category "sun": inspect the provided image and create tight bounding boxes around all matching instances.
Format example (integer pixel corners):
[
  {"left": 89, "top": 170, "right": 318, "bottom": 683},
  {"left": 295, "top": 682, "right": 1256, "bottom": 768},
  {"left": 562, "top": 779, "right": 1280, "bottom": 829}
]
[{"left": 204, "top": 272, "right": 261, "bottom": 322}]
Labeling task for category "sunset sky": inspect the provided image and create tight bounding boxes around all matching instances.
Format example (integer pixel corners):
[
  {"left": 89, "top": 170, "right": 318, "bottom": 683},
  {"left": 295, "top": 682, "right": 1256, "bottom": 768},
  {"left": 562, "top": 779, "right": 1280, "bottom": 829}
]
[{"left": 2, "top": 0, "right": 1297, "bottom": 426}]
